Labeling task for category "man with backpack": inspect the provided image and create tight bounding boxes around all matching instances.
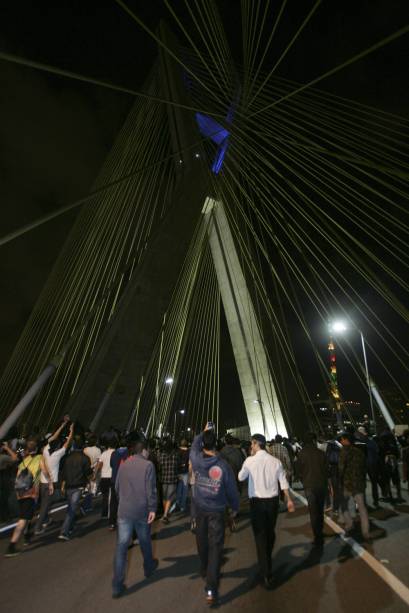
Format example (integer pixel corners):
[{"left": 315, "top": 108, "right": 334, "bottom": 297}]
[
  {"left": 5, "top": 439, "right": 42, "bottom": 557},
  {"left": 190, "top": 424, "right": 239, "bottom": 605}
]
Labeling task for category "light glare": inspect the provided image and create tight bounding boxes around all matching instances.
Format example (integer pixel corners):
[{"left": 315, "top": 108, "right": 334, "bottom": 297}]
[{"left": 331, "top": 321, "right": 347, "bottom": 333}]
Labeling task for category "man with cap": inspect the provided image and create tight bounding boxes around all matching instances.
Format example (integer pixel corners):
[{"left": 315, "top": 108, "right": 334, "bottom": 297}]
[{"left": 238, "top": 433, "right": 295, "bottom": 588}]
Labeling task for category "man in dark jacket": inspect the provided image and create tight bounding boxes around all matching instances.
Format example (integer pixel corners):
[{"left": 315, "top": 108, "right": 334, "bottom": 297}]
[
  {"left": 112, "top": 432, "right": 158, "bottom": 598},
  {"left": 190, "top": 425, "right": 240, "bottom": 605},
  {"left": 297, "top": 432, "right": 328, "bottom": 548},
  {"left": 220, "top": 435, "right": 244, "bottom": 486},
  {"left": 355, "top": 427, "right": 380, "bottom": 508},
  {"left": 59, "top": 435, "right": 92, "bottom": 540},
  {"left": 339, "top": 433, "right": 370, "bottom": 540}
]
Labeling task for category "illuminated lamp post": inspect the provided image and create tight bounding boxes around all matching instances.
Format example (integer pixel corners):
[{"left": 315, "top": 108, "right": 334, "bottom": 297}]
[
  {"left": 329, "top": 320, "right": 377, "bottom": 434},
  {"left": 174, "top": 409, "right": 185, "bottom": 440}
]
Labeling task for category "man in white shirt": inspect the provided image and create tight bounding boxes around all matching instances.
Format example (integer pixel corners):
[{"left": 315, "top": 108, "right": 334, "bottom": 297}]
[
  {"left": 238, "top": 433, "right": 294, "bottom": 589},
  {"left": 83, "top": 435, "right": 102, "bottom": 508},
  {"left": 95, "top": 442, "right": 115, "bottom": 520},
  {"left": 34, "top": 421, "right": 74, "bottom": 534}
]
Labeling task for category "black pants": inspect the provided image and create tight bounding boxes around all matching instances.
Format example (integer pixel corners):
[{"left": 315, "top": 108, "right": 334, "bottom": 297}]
[
  {"left": 100, "top": 478, "right": 111, "bottom": 518},
  {"left": 367, "top": 468, "right": 379, "bottom": 505},
  {"left": 109, "top": 484, "right": 118, "bottom": 525},
  {"left": 195, "top": 510, "right": 225, "bottom": 592},
  {"left": 304, "top": 487, "right": 326, "bottom": 544},
  {"left": 249, "top": 496, "right": 279, "bottom": 579}
]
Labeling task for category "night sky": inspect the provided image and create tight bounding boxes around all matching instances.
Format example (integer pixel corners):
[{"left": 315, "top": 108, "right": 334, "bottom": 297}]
[{"left": 0, "top": 1, "right": 408, "bottom": 428}]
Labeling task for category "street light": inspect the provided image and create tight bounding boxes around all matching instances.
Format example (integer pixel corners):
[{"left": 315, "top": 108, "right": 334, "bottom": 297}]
[
  {"left": 174, "top": 409, "right": 185, "bottom": 439},
  {"left": 330, "top": 320, "right": 377, "bottom": 433},
  {"left": 330, "top": 321, "right": 347, "bottom": 334}
]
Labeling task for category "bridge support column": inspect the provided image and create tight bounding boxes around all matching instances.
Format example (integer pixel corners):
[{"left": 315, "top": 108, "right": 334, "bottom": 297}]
[{"left": 203, "top": 197, "right": 287, "bottom": 439}]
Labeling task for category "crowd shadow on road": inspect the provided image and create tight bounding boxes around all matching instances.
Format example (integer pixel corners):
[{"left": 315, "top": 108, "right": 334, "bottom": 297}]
[
  {"left": 217, "top": 542, "right": 335, "bottom": 608},
  {"left": 124, "top": 553, "right": 203, "bottom": 597},
  {"left": 122, "top": 537, "right": 343, "bottom": 607},
  {"left": 368, "top": 506, "right": 399, "bottom": 521},
  {"left": 23, "top": 516, "right": 108, "bottom": 553},
  {"left": 152, "top": 521, "right": 191, "bottom": 541}
]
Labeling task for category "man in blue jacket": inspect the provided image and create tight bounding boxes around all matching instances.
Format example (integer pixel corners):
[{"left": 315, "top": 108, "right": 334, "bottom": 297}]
[{"left": 190, "top": 424, "right": 240, "bottom": 605}]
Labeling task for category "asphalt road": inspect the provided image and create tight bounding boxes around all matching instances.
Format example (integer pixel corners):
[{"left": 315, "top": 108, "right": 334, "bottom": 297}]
[{"left": 1, "top": 493, "right": 408, "bottom": 613}]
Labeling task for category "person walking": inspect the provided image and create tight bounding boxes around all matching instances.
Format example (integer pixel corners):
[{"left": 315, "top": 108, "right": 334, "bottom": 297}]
[
  {"left": 96, "top": 439, "right": 116, "bottom": 521},
  {"left": 338, "top": 432, "right": 371, "bottom": 541},
  {"left": 34, "top": 421, "right": 74, "bottom": 534},
  {"left": 109, "top": 436, "right": 128, "bottom": 530},
  {"left": 157, "top": 439, "right": 178, "bottom": 523},
  {"left": 297, "top": 432, "right": 328, "bottom": 548},
  {"left": 82, "top": 434, "right": 101, "bottom": 511},
  {"left": 0, "top": 441, "right": 18, "bottom": 522},
  {"left": 355, "top": 426, "right": 380, "bottom": 509},
  {"left": 58, "top": 435, "right": 92, "bottom": 540},
  {"left": 239, "top": 433, "right": 295, "bottom": 589},
  {"left": 402, "top": 430, "right": 409, "bottom": 486},
  {"left": 325, "top": 436, "right": 342, "bottom": 515},
  {"left": 5, "top": 439, "right": 42, "bottom": 557},
  {"left": 220, "top": 435, "right": 244, "bottom": 490},
  {"left": 268, "top": 434, "right": 293, "bottom": 482},
  {"left": 190, "top": 424, "right": 239, "bottom": 605},
  {"left": 112, "top": 432, "right": 158, "bottom": 599},
  {"left": 175, "top": 439, "right": 190, "bottom": 513}
]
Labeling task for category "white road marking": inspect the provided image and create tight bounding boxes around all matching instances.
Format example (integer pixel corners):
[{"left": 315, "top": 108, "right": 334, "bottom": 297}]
[
  {"left": 291, "top": 489, "right": 409, "bottom": 607},
  {"left": 0, "top": 503, "right": 69, "bottom": 533}
]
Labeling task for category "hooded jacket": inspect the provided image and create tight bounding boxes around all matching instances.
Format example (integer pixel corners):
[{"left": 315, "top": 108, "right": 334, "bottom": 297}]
[{"left": 190, "top": 433, "right": 239, "bottom": 514}]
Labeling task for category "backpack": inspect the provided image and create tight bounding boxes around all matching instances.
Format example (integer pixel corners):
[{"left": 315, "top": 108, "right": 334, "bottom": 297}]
[{"left": 15, "top": 457, "right": 35, "bottom": 495}]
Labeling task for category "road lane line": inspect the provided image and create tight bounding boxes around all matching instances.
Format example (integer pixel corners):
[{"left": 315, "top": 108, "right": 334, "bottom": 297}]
[{"left": 291, "top": 489, "right": 409, "bottom": 607}]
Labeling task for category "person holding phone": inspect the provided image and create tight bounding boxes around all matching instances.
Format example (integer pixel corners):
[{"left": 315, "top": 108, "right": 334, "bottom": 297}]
[{"left": 190, "top": 422, "right": 239, "bottom": 605}]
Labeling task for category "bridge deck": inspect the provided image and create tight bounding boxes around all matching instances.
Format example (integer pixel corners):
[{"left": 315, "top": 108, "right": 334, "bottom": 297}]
[{"left": 1, "top": 495, "right": 408, "bottom": 613}]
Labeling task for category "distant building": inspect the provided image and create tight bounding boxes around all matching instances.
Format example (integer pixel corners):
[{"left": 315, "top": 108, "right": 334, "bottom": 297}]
[
  {"left": 308, "top": 394, "right": 366, "bottom": 433},
  {"left": 379, "top": 388, "right": 409, "bottom": 425},
  {"left": 342, "top": 400, "right": 363, "bottom": 422}
]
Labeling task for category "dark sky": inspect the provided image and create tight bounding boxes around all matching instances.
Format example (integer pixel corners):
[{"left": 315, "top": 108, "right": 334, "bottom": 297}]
[{"left": 0, "top": 1, "right": 408, "bottom": 427}]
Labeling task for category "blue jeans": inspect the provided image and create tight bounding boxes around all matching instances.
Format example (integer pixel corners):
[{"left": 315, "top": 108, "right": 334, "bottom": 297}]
[
  {"left": 61, "top": 488, "right": 82, "bottom": 536},
  {"left": 176, "top": 474, "right": 188, "bottom": 511},
  {"left": 112, "top": 517, "right": 154, "bottom": 592}
]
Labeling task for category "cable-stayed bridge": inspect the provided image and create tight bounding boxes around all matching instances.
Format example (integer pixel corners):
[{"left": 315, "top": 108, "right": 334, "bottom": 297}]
[{"left": 0, "top": 1, "right": 408, "bottom": 440}]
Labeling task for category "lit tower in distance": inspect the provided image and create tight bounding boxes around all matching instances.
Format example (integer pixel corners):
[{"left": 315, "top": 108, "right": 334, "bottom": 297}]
[{"left": 328, "top": 322, "right": 345, "bottom": 428}]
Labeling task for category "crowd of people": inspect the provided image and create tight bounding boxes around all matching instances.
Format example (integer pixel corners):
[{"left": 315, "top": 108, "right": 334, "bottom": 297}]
[{"left": 0, "top": 416, "right": 408, "bottom": 604}]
